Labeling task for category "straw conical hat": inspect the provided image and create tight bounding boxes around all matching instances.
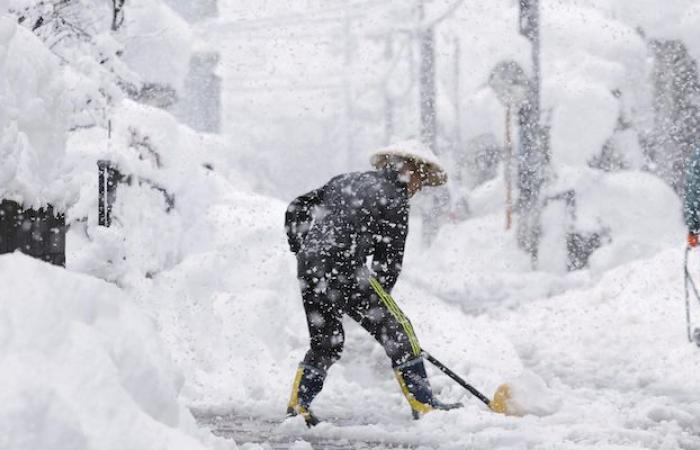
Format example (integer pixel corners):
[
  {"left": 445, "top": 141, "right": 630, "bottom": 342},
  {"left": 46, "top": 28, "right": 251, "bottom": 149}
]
[{"left": 370, "top": 139, "right": 447, "bottom": 186}]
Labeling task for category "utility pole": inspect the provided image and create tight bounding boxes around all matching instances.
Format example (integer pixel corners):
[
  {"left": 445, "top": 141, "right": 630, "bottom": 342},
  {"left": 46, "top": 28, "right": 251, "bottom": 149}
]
[
  {"left": 418, "top": 0, "right": 437, "bottom": 152},
  {"left": 519, "top": 0, "right": 540, "bottom": 124},
  {"left": 384, "top": 34, "right": 394, "bottom": 145},
  {"left": 342, "top": 6, "right": 355, "bottom": 166},
  {"left": 517, "top": 0, "right": 547, "bottom": 266},
  {"left": 505, "top": 105, "right": 513, "bottom": 230},
  {"left": 453, "top": 37, "right": 462, "bottom": 150}
]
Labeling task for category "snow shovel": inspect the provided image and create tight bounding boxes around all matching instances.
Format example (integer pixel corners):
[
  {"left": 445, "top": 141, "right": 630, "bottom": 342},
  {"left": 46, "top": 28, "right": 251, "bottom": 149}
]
[
  {"left": 683, "top": 246, "right": 700, "bottom": 346},
  {"left": 368, "top": 278, "right": 516, "bottom": 414},
  {"left": 422, "top": 350, "right": 516, "bottom": 415}
]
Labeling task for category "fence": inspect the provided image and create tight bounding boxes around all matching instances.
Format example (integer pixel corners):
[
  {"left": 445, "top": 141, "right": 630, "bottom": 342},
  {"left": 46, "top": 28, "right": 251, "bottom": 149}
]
[{"left": 0, "top": 200, "right": 66, "bottom": 266}]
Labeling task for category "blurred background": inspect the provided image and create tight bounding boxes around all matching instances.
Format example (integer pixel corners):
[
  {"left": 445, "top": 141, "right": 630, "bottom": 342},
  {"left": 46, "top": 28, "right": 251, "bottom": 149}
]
[{"left": 5, "top": 0, "right": 700, "bottom": 272}]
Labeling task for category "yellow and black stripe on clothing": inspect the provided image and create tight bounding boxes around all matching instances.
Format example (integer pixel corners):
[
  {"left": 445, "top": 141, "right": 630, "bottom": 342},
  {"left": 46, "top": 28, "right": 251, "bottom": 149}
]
[
  {"left": 368, "top": 277, "right": 421, "bottom": 357},
  {"left": 296, "top": 268, "right": 423, "bottom": 373}
]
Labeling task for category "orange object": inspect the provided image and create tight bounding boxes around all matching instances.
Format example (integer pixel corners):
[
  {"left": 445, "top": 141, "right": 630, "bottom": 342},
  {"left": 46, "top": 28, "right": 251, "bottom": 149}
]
[{"left": 689, "top": 233, "right": 699, "bottom": 248}]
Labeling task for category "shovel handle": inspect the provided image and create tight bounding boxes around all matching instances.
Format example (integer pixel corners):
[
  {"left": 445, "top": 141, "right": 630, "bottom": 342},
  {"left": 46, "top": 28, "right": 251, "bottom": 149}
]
[{"left": 422, "top": 351, "right": 492, "bottom": 407}]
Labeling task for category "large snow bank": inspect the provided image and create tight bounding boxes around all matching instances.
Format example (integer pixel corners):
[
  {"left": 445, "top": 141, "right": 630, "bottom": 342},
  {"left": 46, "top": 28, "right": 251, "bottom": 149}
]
[
  {"left": 120, "top": 0, "right": 194, "bottom": 91},
  {"left": 137, "top": 190, "right": 304, "bottom": 413},
  {"left": 0, "top": 253, "right": 229, "bottom": 450},
  {"left": 600, "top": 0, "right": 700, "bottom": 64},
  {"left": 542, "top": 1, "right": 648, "bottom": 169},
  {"left": 489, "top": 248, "right": 700, "bottom": 449},
  {"left": 434, "top": 171, "right": 680, "bottom": 308},
  {"left": 561, "top": 168, "right": 684, "bottom": 272},
  {"left": 0, "top": 16, "right": 72, "bottom": 208},
  {"left": 66, "top": 99, "right": 245, "bottom": 285}
]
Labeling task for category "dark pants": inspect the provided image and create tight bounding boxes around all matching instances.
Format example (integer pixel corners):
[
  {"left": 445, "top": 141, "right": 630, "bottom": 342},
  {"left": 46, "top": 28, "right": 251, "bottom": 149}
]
[
  {"left": 287, "top": 254, "right": 437, "bottom": 413},
  {"left": 297, "top": 255, "right": 417, "bottom": 374}
]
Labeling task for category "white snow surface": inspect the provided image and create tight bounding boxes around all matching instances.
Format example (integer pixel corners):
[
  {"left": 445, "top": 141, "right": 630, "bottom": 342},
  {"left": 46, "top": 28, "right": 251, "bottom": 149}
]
[
  {"left": 0, "top": 17, "right": 72, "bottom": 208},
  {"left": 146, "top": 180, "right": 700, "bottom": 449},
  {"left": 0, "top": 253, "right": 229, "bottom": 450},
  {"left": 3, "top": 1, "right": 700, "bottom": 449},
  {"left": 120, "top": 0, "right": 194, "bottom": 91},
  {"left": 72, "top": 138, "right": 692, "bottom": 448}
]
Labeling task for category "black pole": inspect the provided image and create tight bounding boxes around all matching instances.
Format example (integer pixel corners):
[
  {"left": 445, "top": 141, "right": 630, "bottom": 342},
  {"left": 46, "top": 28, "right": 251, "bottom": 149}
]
[
  {"left": 98, "top": 160, "right": 107, "bottom": 226},
  {"left": 98, "top": 160, "right": 123, "bottom": 227},
  {"left": 112, "top": 0, "right": 125, "bottom": 31},
  {"left": 422, "top": 351, "right": 492, "bottom": 407}
]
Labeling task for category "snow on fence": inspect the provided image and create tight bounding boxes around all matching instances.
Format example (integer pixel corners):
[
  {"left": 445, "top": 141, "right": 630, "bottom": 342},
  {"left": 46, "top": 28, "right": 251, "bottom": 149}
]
[{"left": 0, "top": 200, "right": 66, "bottom": 266}]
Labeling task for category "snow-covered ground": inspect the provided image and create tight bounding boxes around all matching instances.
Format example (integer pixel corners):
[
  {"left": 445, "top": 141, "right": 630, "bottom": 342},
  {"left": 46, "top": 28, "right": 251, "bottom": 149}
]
[
  {"left": 0, "top": 253, "right": 224, "bottom": 450},
  {"left": 179, "top": 189, "right": 700, "bottom": 449}
]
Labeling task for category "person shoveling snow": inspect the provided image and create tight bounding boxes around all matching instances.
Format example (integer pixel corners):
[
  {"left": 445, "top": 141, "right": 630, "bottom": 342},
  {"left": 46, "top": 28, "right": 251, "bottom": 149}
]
[{"left": 283, "top": 140, "right": 513, "bottom": 426}]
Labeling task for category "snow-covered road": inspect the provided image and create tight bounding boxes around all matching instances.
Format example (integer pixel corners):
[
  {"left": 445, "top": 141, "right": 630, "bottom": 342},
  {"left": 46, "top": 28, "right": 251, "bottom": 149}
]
[{"left": 187, "top": 222, "right": 700, "bottom": 449}]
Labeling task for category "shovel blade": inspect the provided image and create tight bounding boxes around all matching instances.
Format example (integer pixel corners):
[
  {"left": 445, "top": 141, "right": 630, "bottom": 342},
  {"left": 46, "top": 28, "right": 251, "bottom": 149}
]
[{"left": 489, "top": 383, "right": 516, "bottom": 415}]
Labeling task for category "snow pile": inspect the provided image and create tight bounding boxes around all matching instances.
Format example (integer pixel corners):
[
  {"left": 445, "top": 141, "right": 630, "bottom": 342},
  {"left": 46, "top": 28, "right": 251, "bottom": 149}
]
[
  {"left": 58, "top": 96, "right": 290, "bottom": 415},
  {"left": 542, "top": 1, "right": 648, "bottom": 169},
  {"left": 2, "top": 0, "right": 699, "bottom": 448},
  {"left": 605, "top": 0, "right": 700, "bottom": 62},
  {"left": 566, "top": 169, "right": 684, "bottom": 272},
  {"left": 211, "top": 234, "right": 700, "bottom": 449},
  {"left": 501, "top": 371, "right": 561, "bottom": 417},
  {"left": 120, "top": 0, "right": 194, "bottom": 91},
  {"left": 0, "top": 0, "right": 198, "bottom": 214},
  {"left": 0, "top": 16, "right": 72, "bottom": 208},
  {"left": 534, "top": 167, "right": 685, "bottom": 274},
  {"left": 66, "top": 99, "right": 243, "bottom": 285},
  {"left": 0, "top": 253, "right": 228, "bottom": 450},
  {"left": 136, "top": 190, "right": 303, "bottom": 412}
]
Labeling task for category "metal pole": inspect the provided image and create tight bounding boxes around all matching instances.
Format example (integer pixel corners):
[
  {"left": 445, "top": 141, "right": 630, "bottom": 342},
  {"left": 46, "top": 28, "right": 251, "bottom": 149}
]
[
  {"left": 685, "top": 246, "right": 693, "bottom": 342},
  {"left": 519, "top": 0, "right": 540, "bottom": 123},
  {"left": 505, "top": 105, "right": 513, "bottom": 230},
  {"left": 453, "top": 37, "right": 462, "bottom": 149},
  {"left": 518, "top": 0, "right": 545, "bottom": 265},
  {"left": 384, "top": 34, "right": 394, "bottom": 145},
  {"left": 342, "top": 6, "right": 354, "bottom": 165},
  {"left": 99, "top": 120, "right": 112, "bottom": 227},
  {"left": 418, "top": 0, "right": 437, "bottom": 151},
  {"left": 531, "top": 0, "right": 541, "bottom": 124},
  {"left": 98, "top": 161, "right": 106, "bottom": 227}
]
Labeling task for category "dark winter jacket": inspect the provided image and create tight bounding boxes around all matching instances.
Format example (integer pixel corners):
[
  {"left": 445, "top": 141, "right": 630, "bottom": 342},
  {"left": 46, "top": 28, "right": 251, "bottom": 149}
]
[
  {"left": 285, "top": 169, "right": 409, "bottom": 292},
  {"left": 685, "top": 148, "right": 700, "bottom": 233}
]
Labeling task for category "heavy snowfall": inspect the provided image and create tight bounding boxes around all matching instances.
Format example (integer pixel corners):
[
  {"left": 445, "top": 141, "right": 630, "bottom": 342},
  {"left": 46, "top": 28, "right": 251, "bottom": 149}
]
[{"left": 2, "top": 0, "right": 700, "bottom": 449}]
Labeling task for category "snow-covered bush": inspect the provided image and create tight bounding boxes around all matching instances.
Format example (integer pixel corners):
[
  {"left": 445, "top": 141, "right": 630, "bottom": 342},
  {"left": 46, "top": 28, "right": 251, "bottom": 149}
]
[{"left": 0, "top": 16, "right": 73, "bottom": 208}]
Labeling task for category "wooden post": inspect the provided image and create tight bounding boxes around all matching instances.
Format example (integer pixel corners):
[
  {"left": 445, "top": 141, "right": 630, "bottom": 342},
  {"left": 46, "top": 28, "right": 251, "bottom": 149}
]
[{"left": 0, "top": 200, "right": 65, "bottom": 266}]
